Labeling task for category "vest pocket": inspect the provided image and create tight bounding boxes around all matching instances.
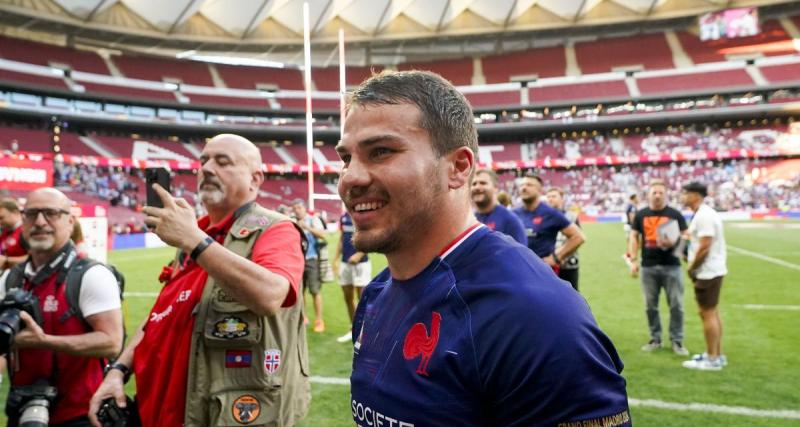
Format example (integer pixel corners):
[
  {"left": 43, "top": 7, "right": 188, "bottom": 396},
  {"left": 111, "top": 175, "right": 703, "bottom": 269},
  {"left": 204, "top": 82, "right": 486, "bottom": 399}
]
[
  {"left": 204, "top": 310, "right": 262, "bottom": 348},
  {"left": 209, "top": 389, "right": 280, "bottom": 426}
]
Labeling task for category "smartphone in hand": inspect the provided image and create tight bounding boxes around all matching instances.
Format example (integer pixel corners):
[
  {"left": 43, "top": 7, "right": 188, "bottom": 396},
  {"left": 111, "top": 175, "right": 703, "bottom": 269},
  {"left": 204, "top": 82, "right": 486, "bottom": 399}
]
[{"left": 145, "top": 168, "right": 171, "bottom": 208}]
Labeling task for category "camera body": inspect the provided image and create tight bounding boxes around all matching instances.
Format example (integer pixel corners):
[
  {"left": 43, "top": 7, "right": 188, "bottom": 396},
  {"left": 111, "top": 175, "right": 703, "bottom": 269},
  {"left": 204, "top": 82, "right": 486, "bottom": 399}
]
[
  {"left": 6, "top": 383, "right": 57, "bottom": 427},
  {"left": 0, "top": 288, "right": 43, "bottom": 355}
]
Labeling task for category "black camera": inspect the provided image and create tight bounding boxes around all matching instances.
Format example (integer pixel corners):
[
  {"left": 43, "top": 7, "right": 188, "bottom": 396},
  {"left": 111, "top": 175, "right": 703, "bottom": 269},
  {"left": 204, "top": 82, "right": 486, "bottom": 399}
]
[
  {"left": 6, "top": 382, "right": 57, "bottom": 427},
  {"left": 97, "top": 397, "right": 139, "bottom": 427},
  {"left": 0, "top": 289, "right": 43, "bottom": 355}
]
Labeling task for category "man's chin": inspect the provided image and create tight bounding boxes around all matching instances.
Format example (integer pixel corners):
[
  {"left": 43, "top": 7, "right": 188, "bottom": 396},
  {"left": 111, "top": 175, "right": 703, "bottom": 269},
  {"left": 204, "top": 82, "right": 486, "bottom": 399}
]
[
  {"left": 27, "top": 238, "right": 54, "bottom": 251},
  {"left": 353, "top": 230, "right": 397, "bottom": 254}
]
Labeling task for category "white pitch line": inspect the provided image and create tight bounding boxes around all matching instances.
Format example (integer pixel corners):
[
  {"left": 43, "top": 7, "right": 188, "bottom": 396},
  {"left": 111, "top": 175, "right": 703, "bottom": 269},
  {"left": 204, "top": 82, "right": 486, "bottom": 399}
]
[
  {"left": 628, "top": 398, "right": 800, "bottom": 419},
  {"left": 733, "top": 304, "right": 800, "bottom": 311},
  {"left": 727, "top": 245, "right": 800, "bottom": 271},
  {"left": 124, "top": 292, "right": 159, "bottom": 298},
  {"left": 308, "top": 377, "right": 800, "bottom": 419},
  {"left": 310, "top": 375, "right": 350, "bottom": 385}
]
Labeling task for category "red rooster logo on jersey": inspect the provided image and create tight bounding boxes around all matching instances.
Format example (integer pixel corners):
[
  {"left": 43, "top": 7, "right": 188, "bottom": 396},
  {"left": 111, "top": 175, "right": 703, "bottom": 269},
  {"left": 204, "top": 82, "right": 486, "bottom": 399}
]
[{"left": 403, "top": 311, "right": 442, "bottom": 376}]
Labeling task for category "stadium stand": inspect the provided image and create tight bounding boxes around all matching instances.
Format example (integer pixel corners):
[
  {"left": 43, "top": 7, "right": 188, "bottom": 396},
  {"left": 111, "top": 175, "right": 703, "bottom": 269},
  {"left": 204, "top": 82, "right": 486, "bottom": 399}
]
[
  {"left": 0, "top": 35, "right": 109, "bottom": 75},
  {"left": 575, "top": 33, "right": 675, "bottom": 74},
  {"left": 482, "top": 46, "right": 566, "bottom": 83},
  {"left": 529, "top": 80, "right": 629, "bottom": 103},
  {"left": 312, "top": 65, "right": 383, "bottom": 91},
  {"left": 215, "top": 64, "right": 304, "bottom": 90},
  {"left": 636, "top": 69, "right": 755, "bottom": 95},
  {"left": 113, "top": 54, "right": 214, "bottom": 86},
  {"left": 397, "top": 58, "right": 474, "bottom": 86}
]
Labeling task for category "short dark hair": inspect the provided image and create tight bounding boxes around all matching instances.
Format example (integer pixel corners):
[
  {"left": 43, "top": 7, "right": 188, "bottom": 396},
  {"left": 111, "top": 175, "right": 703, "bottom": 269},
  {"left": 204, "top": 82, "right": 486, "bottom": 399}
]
[
  {"left": 547, "top": 187, "right": 564, "bottom": 196},
  {"left": 348, "top": 70, "right": 478, "bottom": 160},
  {"left": 523, "top": 172, "right": 543, "bottom": 186},
  {"left": 0, "top": 198, "right": 20, "bottom": 213},
  {"left": 682, "top": 181, "right": 708, "bottom": 197},
  {"left": 629, "top": 194, "right": 638, "bottom": 201},
  {"left": 474, "top": 169, "right": 498, "bottom": 187}
]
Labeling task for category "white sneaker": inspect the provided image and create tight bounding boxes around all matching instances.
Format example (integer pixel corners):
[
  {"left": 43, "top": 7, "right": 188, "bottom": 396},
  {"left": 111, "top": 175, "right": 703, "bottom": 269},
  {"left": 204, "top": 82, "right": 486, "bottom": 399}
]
[
  {"left": 672, "top": 341, "right": 689, "bottom": 356},
  {"left": 336, "top": 331, "right": 353, "bottom": 343},
  {"left": 641, "top": 340, "right": 662, "bottom": 352},
  {"left": 682, "top": 357, "right": 723, "bottom": 371},
  {"left": 691, "top": 352, "right": 728, "bottom": 366}
]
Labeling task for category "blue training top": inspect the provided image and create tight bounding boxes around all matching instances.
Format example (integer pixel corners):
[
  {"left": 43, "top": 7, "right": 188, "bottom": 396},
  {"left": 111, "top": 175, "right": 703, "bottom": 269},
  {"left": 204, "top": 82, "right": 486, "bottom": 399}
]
[
  {"left": 513, "top": 202, "right": 571, "bottom": 258},
  {"left": 474, "top": 204, "right": 527, "bottom": 246},
  {"left": 350, "top": 224, "right": 630, "bottom": 427}
]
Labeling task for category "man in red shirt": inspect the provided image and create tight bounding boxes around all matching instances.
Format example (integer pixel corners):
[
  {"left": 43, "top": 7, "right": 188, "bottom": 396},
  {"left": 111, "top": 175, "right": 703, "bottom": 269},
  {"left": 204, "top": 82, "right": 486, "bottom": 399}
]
[
  {"left": 0, "top": 198, "right": 28, "bottom": 270},
  {"left": 89, "top": 134, "right": 309, "bottom": 426}
]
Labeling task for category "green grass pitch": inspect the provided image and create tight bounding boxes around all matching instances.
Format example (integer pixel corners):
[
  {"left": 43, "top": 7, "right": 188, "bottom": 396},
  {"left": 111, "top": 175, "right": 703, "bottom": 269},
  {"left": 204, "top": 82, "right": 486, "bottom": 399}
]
[{"left": 1, "top": 221, "right": 798, "bottom": 426}]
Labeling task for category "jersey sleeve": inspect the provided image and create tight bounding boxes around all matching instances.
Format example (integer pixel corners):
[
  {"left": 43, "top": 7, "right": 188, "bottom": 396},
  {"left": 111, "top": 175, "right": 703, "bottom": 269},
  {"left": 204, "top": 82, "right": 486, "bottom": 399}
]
[
  {"left": 79, "top": 265, "right": 122, "bottom": 318},
  {"left": 553, "top": 209, "right": 572, "bottom": 231},
  {"left": 632, "top": 211, "right": 643, "bottom": 233},
  {"left": 251, "top": 221, "right": 305, "bottom": 307},
  {"left": 694, "top": 211, "right": 716, "bottom": 238},
  {"left": 473, "top": 277, "right": 630, "bottom": 425}
]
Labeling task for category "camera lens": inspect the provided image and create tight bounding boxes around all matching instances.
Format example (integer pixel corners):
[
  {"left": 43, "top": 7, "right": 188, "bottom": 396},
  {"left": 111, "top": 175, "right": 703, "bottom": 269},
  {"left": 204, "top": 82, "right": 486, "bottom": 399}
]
[
  {"left": 19, "top": 398, "right": 50, "bottom": 427},
  {"left": 0, "top": 308, "right": 21, "bottom": 355}
]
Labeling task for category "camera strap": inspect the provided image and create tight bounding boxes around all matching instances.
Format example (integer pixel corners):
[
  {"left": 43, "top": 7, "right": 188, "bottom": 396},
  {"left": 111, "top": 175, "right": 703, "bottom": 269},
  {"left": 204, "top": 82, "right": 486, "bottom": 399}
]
[{"left": 23, "top": 242, "right": 78, "bottom": 287}]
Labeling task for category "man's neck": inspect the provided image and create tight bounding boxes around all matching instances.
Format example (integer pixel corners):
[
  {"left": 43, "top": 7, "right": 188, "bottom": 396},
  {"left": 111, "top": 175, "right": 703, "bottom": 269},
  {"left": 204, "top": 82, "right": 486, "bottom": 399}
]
[
  {"left": 690, "top": 201, "right": 703, "bottom": 212},
  {"left": 206, "top": 200, "right": 251, "bottom": 224},
  {"left": 386, "top": 202, "right": 477, "bottom": 281},
  {"left": 650, "top": 203, "right": 666, "bottom": 211},
  {"left": 523, "top": 198, "right": 541, "bottom": 211}
]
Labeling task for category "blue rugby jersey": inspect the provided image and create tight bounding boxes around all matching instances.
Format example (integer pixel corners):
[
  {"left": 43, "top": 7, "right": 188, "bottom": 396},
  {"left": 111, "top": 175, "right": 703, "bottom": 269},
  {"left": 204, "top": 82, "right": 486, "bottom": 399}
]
[
  {"left": 340, "top": 212, "right": 369, "bottom": 263},
  {"left": 474, "top": 204, "right": 527, "bottom": 245},
  {"left": 350, "top": 224, "right": 630, "bottom": 427},
  {"left": 513, "top": 203, "right": 572, "bottom": 258}
]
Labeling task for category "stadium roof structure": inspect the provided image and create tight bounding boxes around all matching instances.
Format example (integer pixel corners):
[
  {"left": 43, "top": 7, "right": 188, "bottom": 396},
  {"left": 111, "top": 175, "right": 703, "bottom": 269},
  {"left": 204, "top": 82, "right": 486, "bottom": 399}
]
[{"left": 0, "top": 0, "right": 797, "bottom": 65}]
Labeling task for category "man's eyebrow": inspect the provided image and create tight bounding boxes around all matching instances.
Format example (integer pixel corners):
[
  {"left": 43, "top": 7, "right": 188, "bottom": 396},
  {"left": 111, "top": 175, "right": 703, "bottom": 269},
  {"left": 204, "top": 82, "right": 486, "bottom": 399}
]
[{"left": 336, "top": 135, "right": 400, "bottom": 154}]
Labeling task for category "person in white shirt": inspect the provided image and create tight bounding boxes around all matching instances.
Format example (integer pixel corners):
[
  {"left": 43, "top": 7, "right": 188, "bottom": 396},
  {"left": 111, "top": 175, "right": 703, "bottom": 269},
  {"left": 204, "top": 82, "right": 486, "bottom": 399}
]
[{"left": 680, "top": 182, "right": 728, "bottom": 371}]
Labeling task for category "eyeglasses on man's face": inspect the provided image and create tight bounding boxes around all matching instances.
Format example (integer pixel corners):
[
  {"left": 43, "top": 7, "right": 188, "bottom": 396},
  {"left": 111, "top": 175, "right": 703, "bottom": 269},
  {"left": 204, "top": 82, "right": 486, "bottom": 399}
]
[{"left": 21, "top": 208, "right": 70, "bottom": 222}]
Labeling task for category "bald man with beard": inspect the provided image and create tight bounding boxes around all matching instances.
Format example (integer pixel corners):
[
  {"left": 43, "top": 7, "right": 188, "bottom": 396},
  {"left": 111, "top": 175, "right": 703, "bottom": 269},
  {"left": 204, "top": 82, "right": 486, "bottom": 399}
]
[{"left": 90, "top": 134, "right": 309, "bottom": 427}]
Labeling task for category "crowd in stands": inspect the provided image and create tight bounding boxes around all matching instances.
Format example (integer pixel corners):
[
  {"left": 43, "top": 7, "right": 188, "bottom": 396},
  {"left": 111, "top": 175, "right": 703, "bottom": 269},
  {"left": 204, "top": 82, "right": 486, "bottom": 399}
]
[{"left": 495, "top": 158, "right": 799, "bottom": 214}]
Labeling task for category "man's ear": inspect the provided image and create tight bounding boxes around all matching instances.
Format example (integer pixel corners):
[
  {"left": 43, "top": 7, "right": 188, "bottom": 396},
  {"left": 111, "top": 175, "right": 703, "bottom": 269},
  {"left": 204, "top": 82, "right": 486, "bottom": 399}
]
[
  {"left": 252, "top": 170, "right": 265, "bottom": 192},
  {"left": 446, "top": 146, "right": 475, "bottom": 190}
]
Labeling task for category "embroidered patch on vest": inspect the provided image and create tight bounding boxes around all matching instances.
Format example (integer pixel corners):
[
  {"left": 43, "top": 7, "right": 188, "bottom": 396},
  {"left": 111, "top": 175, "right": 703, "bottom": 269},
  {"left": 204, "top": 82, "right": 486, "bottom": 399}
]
[
  {"left": 264, "top": 349, "right": 281, "bottom": 375},
  {"left": 225, "top": 350, "right": 252, "bottom": 368},
  {"left": 232, "top": 395, "right": 261, "bottom": 424},
  {"left": 212, "top": 316, "right": 249, "bottom": 339}
]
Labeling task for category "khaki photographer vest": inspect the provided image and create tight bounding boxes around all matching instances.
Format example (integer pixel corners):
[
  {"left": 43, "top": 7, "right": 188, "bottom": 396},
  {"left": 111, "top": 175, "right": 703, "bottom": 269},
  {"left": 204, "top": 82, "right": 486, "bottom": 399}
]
[{"left": 183, "top": 204, "right": 310, "bottom": 426}]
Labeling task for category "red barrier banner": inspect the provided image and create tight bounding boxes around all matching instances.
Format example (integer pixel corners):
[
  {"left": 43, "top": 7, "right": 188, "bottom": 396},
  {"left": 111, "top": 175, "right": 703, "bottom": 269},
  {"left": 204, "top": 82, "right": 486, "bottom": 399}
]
[{"left": 0, "top": 155, "right": 53, "bottom": 190}]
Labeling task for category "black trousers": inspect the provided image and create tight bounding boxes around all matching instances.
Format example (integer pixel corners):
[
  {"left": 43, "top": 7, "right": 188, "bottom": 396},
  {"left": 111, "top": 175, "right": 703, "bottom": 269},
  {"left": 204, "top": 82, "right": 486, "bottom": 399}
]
[{"left": 558, "top": 268, "right": 579, "bottom": 291}]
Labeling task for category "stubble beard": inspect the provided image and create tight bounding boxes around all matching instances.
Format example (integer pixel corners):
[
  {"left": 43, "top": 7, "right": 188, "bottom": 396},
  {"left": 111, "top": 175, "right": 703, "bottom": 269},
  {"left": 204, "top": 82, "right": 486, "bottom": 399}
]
[{"left": 352, "top": 164, "right": 443, "bottom": 255}]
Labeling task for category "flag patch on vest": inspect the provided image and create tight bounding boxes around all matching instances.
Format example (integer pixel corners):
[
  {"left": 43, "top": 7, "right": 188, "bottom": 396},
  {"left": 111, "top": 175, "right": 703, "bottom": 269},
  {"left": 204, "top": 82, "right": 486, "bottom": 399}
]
[
  {"left": 212, "top": 316, "right": 249, "bottom": 339},
  {"left": 225, "top": 350, "right": 252, "bottom": 368},
  {"left": 264, "top": 349, "right": 281, "bottom": 375},
  {"left": 232, "top": 394, "right": 261, "bottom": 424}
]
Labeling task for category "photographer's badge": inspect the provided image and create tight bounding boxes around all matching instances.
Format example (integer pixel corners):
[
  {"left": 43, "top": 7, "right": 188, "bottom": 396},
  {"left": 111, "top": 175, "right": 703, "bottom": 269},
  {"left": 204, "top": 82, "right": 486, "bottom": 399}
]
[
  {"left": 232, "top": 395, "right": 260, "bottom": 424},
  {"left": 213, "top": 316, "right": 249, "bottom": 339}
]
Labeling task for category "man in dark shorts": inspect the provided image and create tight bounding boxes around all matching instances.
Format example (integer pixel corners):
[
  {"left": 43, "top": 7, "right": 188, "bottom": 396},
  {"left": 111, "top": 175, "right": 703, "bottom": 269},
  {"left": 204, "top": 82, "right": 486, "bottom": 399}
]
[
  {"left": 681, "top": 182, "right": 728, "bottom": 371},
  {"left": 628, "top": 180, "right": 689, "bottom": 356}
]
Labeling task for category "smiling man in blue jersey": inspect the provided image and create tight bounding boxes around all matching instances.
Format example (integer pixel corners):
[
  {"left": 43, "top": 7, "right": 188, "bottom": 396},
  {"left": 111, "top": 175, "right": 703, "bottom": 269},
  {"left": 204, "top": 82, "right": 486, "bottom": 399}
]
[
  {"left": 470, "top": 168, "right": 526, "bottom": 245},
  {"left": 514, "top": 173, "right": 586, "bottom": 274},
  {"left": 336, "top": 70, "right": 630, "bottom": 426}
]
